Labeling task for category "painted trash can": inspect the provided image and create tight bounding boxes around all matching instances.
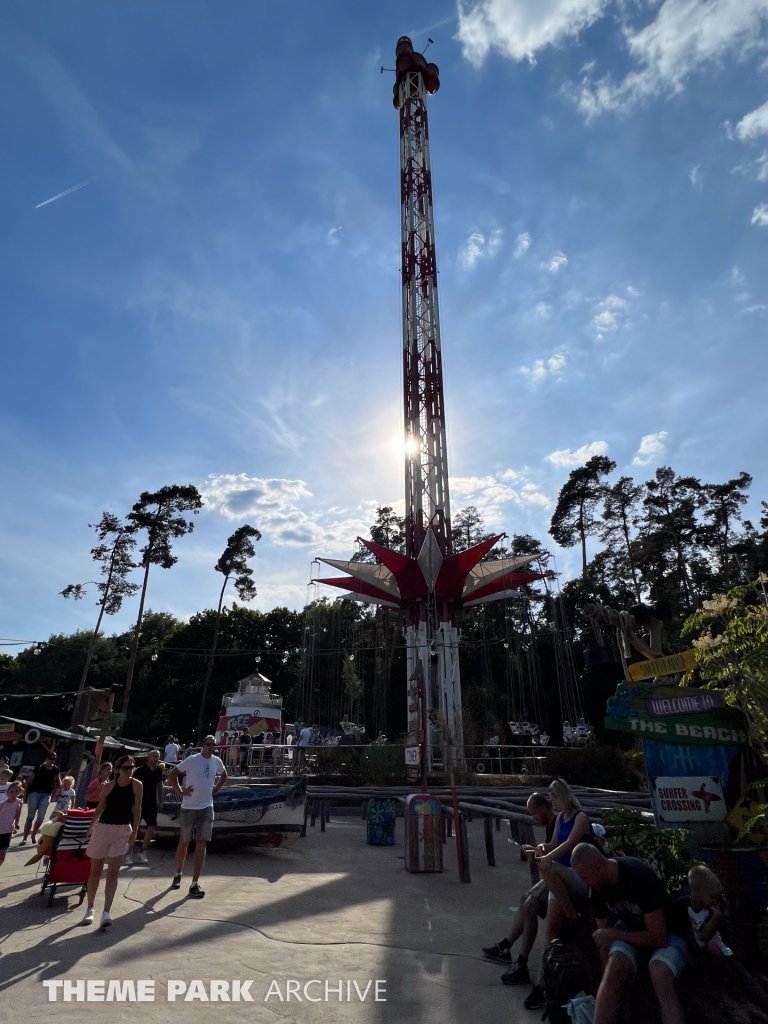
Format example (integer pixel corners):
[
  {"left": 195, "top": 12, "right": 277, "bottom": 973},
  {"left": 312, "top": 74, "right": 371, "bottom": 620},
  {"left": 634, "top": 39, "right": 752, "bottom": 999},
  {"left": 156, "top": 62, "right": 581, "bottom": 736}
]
[
  {"left": 404, "top": 794, "right": 443, "bottom": 873},
  {"left": 366, "top": 798, "right": 396, "bottom": 846}
]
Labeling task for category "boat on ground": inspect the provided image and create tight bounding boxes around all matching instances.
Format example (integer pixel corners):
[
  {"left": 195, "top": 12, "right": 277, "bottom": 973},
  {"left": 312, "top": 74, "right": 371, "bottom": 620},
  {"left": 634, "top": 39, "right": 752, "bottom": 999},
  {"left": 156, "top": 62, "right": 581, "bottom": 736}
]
[{"left": 155, "top": 777, "right": 307, "bottom": 847}]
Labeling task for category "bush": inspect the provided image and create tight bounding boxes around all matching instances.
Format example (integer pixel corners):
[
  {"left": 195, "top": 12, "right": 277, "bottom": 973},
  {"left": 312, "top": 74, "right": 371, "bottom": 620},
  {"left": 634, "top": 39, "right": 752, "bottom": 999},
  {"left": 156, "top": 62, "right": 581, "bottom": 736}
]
[
  {"left": 603, "top": 806, "right": 692, "bottom": 892},
  {"left": 542, "top": 744, "right": 646, "bottom": 791},
  {"left": 345, "top": 745, "right": 410, "bottom": 786}
]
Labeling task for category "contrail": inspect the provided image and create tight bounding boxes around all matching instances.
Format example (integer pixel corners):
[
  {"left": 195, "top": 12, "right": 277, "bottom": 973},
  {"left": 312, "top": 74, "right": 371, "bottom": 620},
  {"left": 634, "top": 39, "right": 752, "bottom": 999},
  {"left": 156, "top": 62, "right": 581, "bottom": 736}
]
[{"left": 35, "top": 176, "right": 98, "bottom": 208}]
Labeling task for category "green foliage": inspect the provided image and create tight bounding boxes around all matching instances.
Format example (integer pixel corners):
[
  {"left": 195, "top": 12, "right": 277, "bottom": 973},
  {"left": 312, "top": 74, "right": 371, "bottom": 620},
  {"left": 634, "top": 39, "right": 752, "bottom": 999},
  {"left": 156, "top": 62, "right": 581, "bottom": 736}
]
[
  {"left": 214, "top": 524, "right": 261, "bottom": 602},
  {"left": 543, "top": 744, "right": 645, "bottom": 791},
  {"left": 682, "top": 580, "right": 768, "bottom": 742},
  {"left": 351, "top": 505, "right": 405, "bottom": 561},
  {"left": 344, "top": 744, "right": 409, "bottom": 786},
  {"left": 550, "top": 455, "right": 616, "bottom": 577},
  {"left": 602, "top": 806, "right": 692, "bottom": 892}
]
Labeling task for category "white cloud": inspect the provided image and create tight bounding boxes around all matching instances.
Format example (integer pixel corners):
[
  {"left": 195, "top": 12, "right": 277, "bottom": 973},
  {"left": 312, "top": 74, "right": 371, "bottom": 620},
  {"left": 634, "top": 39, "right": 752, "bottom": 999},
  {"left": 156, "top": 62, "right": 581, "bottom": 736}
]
[
  {"left": 460, "top": 228, "right": 503, "bottom": 268},
  {"left": 547, "top": 440, "right": 609, "bottom": 466},
  {"left": 521, "top": 353, "right": 566, "bottom": 381},
  {"left": 450, "top": 471, "right": 552, "bottom": 522},
  {"left": 736, "top": 98, "right": 768, "bottom": 140},
  {"left": 752, "top": 203, "right": 768, "bottom": 225},
  {"left": 570, "top": 0, "right": 768, "bottom": 120},
  {"left": 200, "top": 473, "right": 369, "bottom": 550},
  {"left": 513, "top": 231, "right": 532, "bottom": 257},
  {"left": 688, "top": 164, "right": 702, "bottom": 187},
  {"left": 730, "top": 266, "right": 745, "bottom": 284},
  {"left": 545, "top": 250, "right": 568, "bottom": 273},
  {"left": 456, "top": 0, "right": 611, "bottom": 67},
  {"left": 592, "top": 294, "right": 629, "bottom": 337},
  {"left": 633, "top": 431, "right": 668, "bottom": 466},
  {"left": 534, "top": 301, "right": 552, "bottom": 318}
]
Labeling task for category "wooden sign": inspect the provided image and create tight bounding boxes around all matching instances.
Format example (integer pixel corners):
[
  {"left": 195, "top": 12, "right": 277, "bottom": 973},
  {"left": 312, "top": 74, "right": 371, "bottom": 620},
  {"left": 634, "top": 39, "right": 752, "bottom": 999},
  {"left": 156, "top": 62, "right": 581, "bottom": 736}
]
[
  {"left": 628, "top": 649, "right": 697, "bottom": 682},
  {"left": 646, "top": 691, "right": 724, "bottom": 718}
]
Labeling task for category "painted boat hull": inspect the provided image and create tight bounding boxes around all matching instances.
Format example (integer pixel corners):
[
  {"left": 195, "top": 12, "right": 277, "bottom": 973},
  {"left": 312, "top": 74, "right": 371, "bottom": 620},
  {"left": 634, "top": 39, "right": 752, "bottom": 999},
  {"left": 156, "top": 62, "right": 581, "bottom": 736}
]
[{"left": 155, "top": 777, "right": 307, "bottom": 848}]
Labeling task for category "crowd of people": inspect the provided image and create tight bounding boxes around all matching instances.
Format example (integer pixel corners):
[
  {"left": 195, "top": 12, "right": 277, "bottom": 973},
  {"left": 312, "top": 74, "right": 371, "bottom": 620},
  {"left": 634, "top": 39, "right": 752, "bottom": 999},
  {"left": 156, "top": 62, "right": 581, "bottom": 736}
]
[
  {"left": 0, "top": 738, "right": 227, "bottom": 927},
  {"left": 481, "top": 778, "right": 764, "bottom": 1022}
]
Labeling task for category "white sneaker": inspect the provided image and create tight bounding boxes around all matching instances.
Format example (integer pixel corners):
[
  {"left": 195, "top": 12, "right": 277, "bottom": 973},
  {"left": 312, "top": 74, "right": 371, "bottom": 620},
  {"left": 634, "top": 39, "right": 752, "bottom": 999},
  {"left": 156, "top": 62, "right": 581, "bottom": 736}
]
[
  {"left": 100, "top": 911, "right": 112, "bottom": 929},
  {"left": 81, "top": 908, "right": 94, "bottom": 926},
  {"left": 124, "top": 853, "right": 134, "bottom": 865},
  {"left": 137, "top": 850, "right": 148, "bottom": 864}
]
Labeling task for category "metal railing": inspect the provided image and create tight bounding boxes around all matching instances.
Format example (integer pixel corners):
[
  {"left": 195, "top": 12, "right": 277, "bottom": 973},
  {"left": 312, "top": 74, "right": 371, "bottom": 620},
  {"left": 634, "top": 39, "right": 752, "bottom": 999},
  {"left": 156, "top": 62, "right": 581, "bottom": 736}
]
[{"left": 169, "top": 742, "right": 559, "bottom": 780}]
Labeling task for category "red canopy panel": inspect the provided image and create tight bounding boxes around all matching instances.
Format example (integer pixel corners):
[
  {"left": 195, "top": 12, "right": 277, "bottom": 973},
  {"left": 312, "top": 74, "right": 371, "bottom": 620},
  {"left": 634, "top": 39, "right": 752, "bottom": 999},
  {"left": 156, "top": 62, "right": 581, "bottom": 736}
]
[
  {"left": 461, "top": 571, "right": 545, "bottom": 606},
  {"left": 434, "top": 535, "right": 505, "bottom": 598},
  {"left": 358, "top": 539, "right": 428, "bottom": 600},
  {"left": 317, "top": 575, "right": 404, "bottom": 606}
]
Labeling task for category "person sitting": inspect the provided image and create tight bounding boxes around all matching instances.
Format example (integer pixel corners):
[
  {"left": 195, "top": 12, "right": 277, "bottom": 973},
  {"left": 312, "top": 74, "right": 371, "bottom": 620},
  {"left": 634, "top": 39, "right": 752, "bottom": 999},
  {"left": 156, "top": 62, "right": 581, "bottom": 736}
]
[
  {"left": 562, "top": 720, "right": 574, "bottom": 745},
  {"left": 522, "top": 779, "right": 594, "bottom": 1011},
  {"left": 571, "top": 842, "right": 687, "bottom": 1024},
  {"left": 675, "top": 864, "right": 767, "bottom": 1007},
  {"left": 481, "top": 793, "right": 557, "bottom": 986}
]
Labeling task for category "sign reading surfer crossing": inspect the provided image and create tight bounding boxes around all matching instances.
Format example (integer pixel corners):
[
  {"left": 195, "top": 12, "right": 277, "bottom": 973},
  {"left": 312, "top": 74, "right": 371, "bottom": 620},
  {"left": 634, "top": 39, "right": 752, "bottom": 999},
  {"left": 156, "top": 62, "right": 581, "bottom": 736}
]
[{"left": 650, "top": 775, "right": 727, "bottom": 823}]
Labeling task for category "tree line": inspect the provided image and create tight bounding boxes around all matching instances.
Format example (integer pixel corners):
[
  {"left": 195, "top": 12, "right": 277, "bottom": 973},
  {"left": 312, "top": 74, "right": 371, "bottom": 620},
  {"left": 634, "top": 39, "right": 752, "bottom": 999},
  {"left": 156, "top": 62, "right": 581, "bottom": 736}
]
[{"left": 1, "top": 461, "right": 766, "bottom": 747}]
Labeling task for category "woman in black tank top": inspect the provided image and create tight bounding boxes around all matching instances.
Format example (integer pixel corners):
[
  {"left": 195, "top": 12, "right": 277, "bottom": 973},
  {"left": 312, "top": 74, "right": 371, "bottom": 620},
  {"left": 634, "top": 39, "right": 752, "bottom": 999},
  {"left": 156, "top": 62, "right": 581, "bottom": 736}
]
[{"left": 82, "top": 755, "right": 143, "bottom": 928}]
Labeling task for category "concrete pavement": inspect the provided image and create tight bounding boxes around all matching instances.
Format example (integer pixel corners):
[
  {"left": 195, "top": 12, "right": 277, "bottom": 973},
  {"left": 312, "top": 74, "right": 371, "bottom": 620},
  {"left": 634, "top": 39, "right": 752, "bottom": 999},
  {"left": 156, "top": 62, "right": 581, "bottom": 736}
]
[{"left": 0, "top": 812, "right": 548, "bottom": 1023}]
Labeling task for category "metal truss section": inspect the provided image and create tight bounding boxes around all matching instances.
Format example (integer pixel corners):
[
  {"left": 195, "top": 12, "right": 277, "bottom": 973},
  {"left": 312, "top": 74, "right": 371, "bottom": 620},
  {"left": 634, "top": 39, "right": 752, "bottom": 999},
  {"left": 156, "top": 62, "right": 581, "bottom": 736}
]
[{"left": 398, "top": 71, "right": 451, "bottom": 561}]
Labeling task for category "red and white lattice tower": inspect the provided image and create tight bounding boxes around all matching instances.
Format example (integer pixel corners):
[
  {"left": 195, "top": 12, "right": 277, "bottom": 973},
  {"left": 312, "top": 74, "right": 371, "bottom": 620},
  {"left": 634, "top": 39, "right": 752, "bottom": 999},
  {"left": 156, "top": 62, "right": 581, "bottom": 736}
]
[
  {"left": 396, "top": 39, "right": 460, "bottom": 768},
  {"left": 314, "top": 38, "right": 544, "bottom": 773}
]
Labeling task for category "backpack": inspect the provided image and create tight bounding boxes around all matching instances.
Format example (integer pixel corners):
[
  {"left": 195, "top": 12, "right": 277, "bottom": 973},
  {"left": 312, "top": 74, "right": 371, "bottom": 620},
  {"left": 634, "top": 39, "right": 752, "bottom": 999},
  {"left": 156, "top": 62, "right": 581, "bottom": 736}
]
[{"left": 542, "top": 940, "right": 590, "bottom": 1024}]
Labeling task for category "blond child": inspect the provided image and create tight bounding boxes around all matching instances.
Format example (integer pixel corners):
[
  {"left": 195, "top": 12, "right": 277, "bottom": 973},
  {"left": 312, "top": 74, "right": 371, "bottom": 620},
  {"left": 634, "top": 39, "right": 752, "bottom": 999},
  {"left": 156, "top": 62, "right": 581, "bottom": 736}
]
[
  {"left": 0, "top": 768, "right": 14, "bottom": 795},
  {"left": 685, "top": 864, "right": 732, "bottom": 955},
  {"left": 49, "top": 775, "right": 76, "bottom": 819},
  {"left": 0, "top": 782, "right": 24, "bottom": 869}
]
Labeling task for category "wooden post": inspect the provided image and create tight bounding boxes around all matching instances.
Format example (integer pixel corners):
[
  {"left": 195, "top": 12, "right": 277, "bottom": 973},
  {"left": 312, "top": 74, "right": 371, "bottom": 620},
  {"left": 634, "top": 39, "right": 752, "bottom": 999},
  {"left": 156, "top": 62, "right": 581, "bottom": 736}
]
[
  {"left": 458, "top": 813, "right": 471, "bottom": 883},
  {"left": 483, "top": 815, "right": 496, "bottom": 867},
  {"left": 451, "top": 773, "right": 467, "bottom": 881}
]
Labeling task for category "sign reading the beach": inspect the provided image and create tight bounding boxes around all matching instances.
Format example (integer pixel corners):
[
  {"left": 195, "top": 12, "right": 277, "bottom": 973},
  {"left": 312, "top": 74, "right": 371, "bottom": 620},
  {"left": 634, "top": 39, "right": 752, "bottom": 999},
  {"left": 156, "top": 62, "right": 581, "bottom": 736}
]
[
  {"left": 605, "top": 710, "right": 748, "bottom": 745},
  {"left": 650, "top": 775, "right": 727, "bottom": 823},
  {"left": 647, "top": 691, "right": 725, "bottom": 718},
  {"left": 628, "top": 649, "right": 697, "bottom": 682}
]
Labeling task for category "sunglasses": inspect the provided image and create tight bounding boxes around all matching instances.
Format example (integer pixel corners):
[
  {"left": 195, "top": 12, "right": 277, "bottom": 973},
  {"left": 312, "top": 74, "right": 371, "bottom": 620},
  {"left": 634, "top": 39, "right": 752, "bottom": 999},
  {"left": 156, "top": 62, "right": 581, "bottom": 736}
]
[{"left": 120, "top": 764, "right": 136, "bottom": 770}]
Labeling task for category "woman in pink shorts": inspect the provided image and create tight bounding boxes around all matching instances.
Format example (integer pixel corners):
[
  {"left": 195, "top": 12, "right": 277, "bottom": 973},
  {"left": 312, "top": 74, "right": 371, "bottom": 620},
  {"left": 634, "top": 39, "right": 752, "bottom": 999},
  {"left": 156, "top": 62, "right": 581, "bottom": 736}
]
[{"left": 82, "top": 754, "right": 142, "bottom": 929}]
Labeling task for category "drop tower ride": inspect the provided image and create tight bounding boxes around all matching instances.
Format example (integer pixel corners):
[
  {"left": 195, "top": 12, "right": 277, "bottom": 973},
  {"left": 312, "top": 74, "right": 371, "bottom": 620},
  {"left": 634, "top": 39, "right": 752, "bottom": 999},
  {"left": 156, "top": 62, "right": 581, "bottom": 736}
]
[{"left": 315, "top": 38, "right": 543, "bottom": 772}]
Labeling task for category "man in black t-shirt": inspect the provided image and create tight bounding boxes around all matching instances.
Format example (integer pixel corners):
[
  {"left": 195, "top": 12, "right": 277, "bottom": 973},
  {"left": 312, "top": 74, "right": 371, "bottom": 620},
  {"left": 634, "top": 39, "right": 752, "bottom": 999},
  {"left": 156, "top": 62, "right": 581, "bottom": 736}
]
[
  {"left": 481, "top": 793, "right": 558, "bottom": 984},
  {"left": 571, "top": 844, "right": 687, "bottom": 1024},
  {"left": 21, "top": 753, "right": 61, "bottom": 845},
  {"left": 130, "top": 750, "right": 164, "bottom": 864}
]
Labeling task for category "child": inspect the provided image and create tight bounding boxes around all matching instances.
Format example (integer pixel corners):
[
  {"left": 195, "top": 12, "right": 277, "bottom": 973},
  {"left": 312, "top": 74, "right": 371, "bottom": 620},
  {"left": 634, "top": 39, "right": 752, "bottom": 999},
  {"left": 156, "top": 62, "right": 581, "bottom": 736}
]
[
  {"left": 0, "top": 768, "right": 13, "bottom": 795},
  {"left": 0, "top": 782, "right": 24, "bottom": 870},
  {"left": 50, "top": 775, "right": 76, "bottom": 819},
  {"left": 685, "top": 864, "right": 732, "bottom": 955},
  {"left": 677, "top": 864, "right": 768, "bottom": 1007}
]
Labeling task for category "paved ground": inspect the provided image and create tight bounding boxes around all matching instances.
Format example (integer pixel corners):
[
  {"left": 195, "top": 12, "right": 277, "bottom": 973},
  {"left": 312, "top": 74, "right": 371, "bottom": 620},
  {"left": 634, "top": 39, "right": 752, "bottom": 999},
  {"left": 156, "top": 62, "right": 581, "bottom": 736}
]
[{"left": 0, "top": 811, "right": 549, "bottom": 1023}]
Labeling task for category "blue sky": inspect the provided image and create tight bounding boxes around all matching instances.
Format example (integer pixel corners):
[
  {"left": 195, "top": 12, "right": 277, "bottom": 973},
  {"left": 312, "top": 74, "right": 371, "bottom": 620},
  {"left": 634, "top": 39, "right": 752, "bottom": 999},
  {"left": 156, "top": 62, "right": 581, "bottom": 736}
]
[{"left": 2, "top": 0, "right": 768, "bottom": 645}]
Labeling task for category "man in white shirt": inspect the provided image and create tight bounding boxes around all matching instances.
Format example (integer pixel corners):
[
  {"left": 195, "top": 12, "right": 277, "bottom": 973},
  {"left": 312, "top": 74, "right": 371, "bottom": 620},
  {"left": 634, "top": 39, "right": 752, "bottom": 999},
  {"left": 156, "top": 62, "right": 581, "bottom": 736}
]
[
  {"left": 164, "top": 736, "right": 180, "bottom": 764},
  {"left": 168, "top": 736, "right": 227, "bottom": 898}
]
